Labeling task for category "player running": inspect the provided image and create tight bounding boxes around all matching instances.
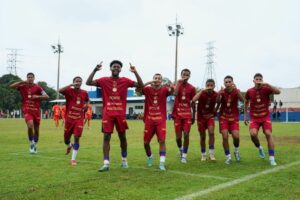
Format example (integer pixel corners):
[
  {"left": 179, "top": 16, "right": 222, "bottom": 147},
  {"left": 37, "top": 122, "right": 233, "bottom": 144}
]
[
  {"left": 52, "top": 103, "right": 61, "bottom": 128},
  {"left": 244, "top": 73, "right": 280, "bottom": 166},
  {"left": 84, "top": 103, "right": 93, "bottom": 129},
  {"left": 59, "top": 76, "right": 89, "bottom": 166},
  {"left": 141, "top": 74, "right": 173, "bottom": 171},
  {"left": 9, "top": 72, "right": 49, "bottom": 154},
  {"left": 216, "top": 76, "right": 244, "bottom": 164},
  {"left": 172, "top": 69, "right": 196, "bottom": 163},
  {"left": 192, "top": 79, "right": 218, "bottom": 161},
  {"left": 86, "top": 60, "right": 143, "bottom": 172}
]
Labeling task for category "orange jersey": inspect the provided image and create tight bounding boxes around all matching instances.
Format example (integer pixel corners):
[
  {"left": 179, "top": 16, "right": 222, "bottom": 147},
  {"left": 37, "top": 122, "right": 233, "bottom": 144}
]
[
  {"left": 61, "top": 105, "right": 66, "bottom": 118},
  {"left": 86, "top": 104, "right": 92, "bottom": 115},
  {"left": 52, "top": 105, "right": 61, "bottom": 117}
]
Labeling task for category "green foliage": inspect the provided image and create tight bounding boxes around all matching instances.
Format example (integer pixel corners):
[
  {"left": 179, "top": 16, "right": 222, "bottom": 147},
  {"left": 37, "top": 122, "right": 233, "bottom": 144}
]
[
  {"left": 37, "top": 81, "right": 57, "bottom": 110},
  {"left": 0, "top": 74, "right": 22, "bottom": 111}
]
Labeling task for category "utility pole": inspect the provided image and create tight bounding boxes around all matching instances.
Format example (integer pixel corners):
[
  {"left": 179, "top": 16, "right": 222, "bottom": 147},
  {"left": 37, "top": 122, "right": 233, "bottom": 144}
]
[
  {"left": 52, "top": 41, "right": 63, "bottom": 99},
  {"left": 6, "top": 48, "right": 22, "bottom": 75},
  {"left": 167, "top": 17, "right": 184, "bottom": 83},
  {"left": 202, "top": 41, "right": 218, "bottom": 89}
]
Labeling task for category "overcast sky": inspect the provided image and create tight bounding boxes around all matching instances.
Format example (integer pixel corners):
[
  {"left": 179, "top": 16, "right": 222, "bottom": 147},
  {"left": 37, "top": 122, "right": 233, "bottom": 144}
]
[{"left": 0, "top": 0, "right": 299, "bottom": 92}]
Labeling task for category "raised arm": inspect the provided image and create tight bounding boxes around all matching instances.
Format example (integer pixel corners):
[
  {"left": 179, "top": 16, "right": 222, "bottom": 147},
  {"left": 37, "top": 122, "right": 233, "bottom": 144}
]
[
  {"left": 129, "top": 63, "right": 144, "bottom": 88},
  {"left": 244, "top": 98, "right": 249, "bottom": 125},
  {"left": 9, "top": 80, "right": 27, "bottom": 89},
  {"left": 192, "top": 89, "right": 203, "bottom": 103},
  {"left": 86, "top": 62, "right": 102, "bottom": 86},
  {"left": 266, "top": 83, "right": 281, "bottom": 95},
  {"left": 59, "top": 84, "right": 75, "bottom": 94}
]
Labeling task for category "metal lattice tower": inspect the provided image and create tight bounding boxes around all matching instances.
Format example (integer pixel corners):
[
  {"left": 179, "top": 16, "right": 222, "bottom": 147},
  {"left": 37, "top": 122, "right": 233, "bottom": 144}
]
[
  {"left": 202, "top": 41, "right": 218, "bottom": 89},
  {"left": 6, "top": 48, "right": 21, "bottom": 75}
]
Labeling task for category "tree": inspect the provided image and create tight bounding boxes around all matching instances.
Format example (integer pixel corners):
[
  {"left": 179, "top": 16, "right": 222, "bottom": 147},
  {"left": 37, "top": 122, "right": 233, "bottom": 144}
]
[{"left": 37, "top": 81, "right": 57, "bottom": 111}]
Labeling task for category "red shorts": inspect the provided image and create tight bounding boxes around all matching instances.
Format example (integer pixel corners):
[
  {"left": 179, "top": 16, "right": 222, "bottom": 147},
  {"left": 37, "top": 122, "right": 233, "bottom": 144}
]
[
  {"left": 24, "top": 112, "right": 41, "bottom": 126},
  {"left": 219, "top": 118, "right": 239, "bottom": 133},
  {"left": 64, "top": 119, "right": 84, "bottom": 140},
  {"left": 249, "top": 116, "right": 272, "bottom": 132},
  {"left": 85, "top": 113, "right": 92, "bottom": 120},
  {"left": 102, "top": 115, "right": 128, "bottom": 133},
  {"left": 144, "top": 120, "right": 166, "bottom": 143},
  {"left": 197, "top": 117, "right": 215, "bottom": 133},
  {"left": 174, "top": 118, "right": 192, "bottom": 133},
  {"left": 53, "top": 115, "right": 60, "bottom": 121}
]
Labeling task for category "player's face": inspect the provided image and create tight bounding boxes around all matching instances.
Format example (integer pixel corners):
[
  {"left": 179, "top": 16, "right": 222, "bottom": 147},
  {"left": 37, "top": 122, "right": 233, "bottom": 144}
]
[
  {"left": 153, "top": 75, "right": 162, "bottom": 86},
  {"left": 181, "top": 71, "right": 190, "bottom": 82},
  {"left": 27, "top": 75, "right": 35, "bottom": 84},
  {"left": 224, "top": 78, "right": 233, "bottom": 89},
  {"left": 254, "top": 76, "right": 263, "bottom": 87},
  {"left": 110, "top": 64, "right": 121, "bottom": 76},
  {"left": 73, "top": 78, "right": 82, "bottom": 89},
  {"left": 206, "top": 82, "right": 215, "bottom": 91}
]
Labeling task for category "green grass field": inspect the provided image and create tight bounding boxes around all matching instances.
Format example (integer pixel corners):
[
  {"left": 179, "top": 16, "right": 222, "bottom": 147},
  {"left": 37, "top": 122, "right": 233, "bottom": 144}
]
[{"left": 0, "top": 119, "right": 300, "bottom": 200}]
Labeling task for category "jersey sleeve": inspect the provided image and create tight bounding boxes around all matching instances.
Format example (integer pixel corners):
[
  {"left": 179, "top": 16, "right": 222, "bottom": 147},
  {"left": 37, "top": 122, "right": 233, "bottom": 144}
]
[
  {"left": 96, "top": 77, "right": 105, "bottom": 88},
  {"left": 125, "top": 77, "right": 135, "bottom": 88},
  {"left": 61, "top": 87, "right": 72, "bottom": 98},
  {"left": 245, "top": 90, "right": 250, "bottom": 100}
]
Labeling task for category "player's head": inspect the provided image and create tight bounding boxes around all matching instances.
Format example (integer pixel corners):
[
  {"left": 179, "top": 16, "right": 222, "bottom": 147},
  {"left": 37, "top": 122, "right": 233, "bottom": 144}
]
[
  {"left": 181, "top": 68, "right": 191, "bottom": 82},
  {"left": 153, "top": 73, "right": 162, "bottom": 87},
  {"left": 253, "top": 73, "right": 263, "bottom": 87},
  {"left": 224, "top": 75, "right": 233, "bottom": 89},
  {"left": 110, "top": 60, "right": 122, "bottom": 77},
  {"left": 206, "top": 79, "right": 215, "bottom": 90},
  {"left": 73, "top": 76, "right": 82, "bottom": 89},
  {"left": 26, "top": 72, "right": 35, "bottom": 84}
]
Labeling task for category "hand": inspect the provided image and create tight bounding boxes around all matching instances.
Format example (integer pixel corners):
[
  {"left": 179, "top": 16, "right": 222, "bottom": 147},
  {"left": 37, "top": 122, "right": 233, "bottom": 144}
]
[
  {"left": 219, "top": 86, "right": 225, "bottom": 94},
  {"left": 244, "top": 119, "right": 249, "bottom": 126},
  {"left": 94, "top": 61, "right": 103, "bottom": 71},
  {"left": 31, "top": 95, "right": 40, "bottom": 99},
  {"left": 129, "top": 63, "right": 137, "bottom": 73},
  {"left": 232, "top": 83, "right": 236, "bottom": 89}
]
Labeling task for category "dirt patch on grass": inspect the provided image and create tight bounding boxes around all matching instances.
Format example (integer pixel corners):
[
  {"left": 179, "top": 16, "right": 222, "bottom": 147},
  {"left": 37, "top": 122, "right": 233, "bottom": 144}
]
[{"left": 273, "top": 136, "right": 300, "bottom": 144}]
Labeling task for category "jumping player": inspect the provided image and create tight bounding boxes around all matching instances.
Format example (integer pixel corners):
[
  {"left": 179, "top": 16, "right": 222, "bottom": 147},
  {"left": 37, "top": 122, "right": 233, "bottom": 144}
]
[
  {"left": 9, "top": 72, "right": 49, "bottom": 154},
  {"left": 172, "top": 69, "right": 196, "bottom": 163},
  {"left": 142, "top": 74, "right": 173, "bottom": 171},
  {"left": 59, "top": 76, "right": 89, "bottom": 166},
  {"left": 216, "top": 76, "right": 244, "bottom": 164},
  {"left": 52, "top": 103, "right": 61, "bottom": 128},
  {"left": 86, "top": 60, "right": 143, "bottom": 172},
  {"left": 84, "top": 103, "right": 93, "bottom": 129},
  {"left": 244, "top": 73, "right": 280, "bottom": 166},
  {"left": 192, "top": 79, "right": 218, "bottom": 161}
]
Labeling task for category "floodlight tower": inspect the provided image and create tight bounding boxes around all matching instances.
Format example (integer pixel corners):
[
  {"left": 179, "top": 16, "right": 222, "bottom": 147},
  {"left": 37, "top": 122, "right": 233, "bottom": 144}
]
[
  {"left": 167, "top": 18, "right": 184, "bottom": 82},
  {"left": 52, "top": 41, "right": 63, "bottom": 99},
  {"left": 6, "top": 48, "right": 21, "bottom": 75}
]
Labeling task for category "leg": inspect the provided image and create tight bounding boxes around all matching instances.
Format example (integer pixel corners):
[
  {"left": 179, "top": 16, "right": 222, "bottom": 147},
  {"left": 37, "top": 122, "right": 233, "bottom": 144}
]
[
  {"left": 208, "top": 126, "right": 216, "bottom": 160},
  {"left": 99, "top": 133, "right": 111, "bottom": 172},
  {"left": 71, "top": 136, "right": 80, "bottom": 165},
  {"left": 264, "top": 130, "right": 276, "bottom": 165},
  {"left": 159, "top": 140, "right": 166, "bottom": 171},
  {"left": 231, "top": 130, "right": 241, "bottom": 161},
  {"left": 199, "top": 130, "right": 207, "bottom": 160},
  {"left": 181, "top": 131, "right": 189, "bottom": 163},
  {"left": 250, "top": 128, "right": 265, "bottom": 158},
  {"left": 118, "top": 132, "right": 128, "bottom": 168}
]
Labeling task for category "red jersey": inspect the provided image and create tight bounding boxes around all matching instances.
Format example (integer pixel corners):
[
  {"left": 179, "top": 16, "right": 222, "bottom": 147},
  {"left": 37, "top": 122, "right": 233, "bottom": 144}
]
[
  {"left": 172, "top": 82, "right": 196, "bottom": 119},
  {"left": 245, "top": 85, "right": 273, "bottom": 119},
  {"left": 197, "top": 90, "right": 218, "bottom": 120},
  {"left": 96, "top": 77, "right": 135, "bottom": 117},
  {"left": 52, "top": 105, "right": 61, "bottom": 116},
  {"left": 142, "top": 86, "right": 170, "bottom": 123},
  {"left": 61, "top": 87, "right": 89, "bottom": 121},
  {"left": 17, "top": 84, "right": 45, "bottom": 115},
  {"left": 61, "top": 105, "right": 66, "bottom": 118},
  {"left": 219, "top": 88, "right": 240, "bottom": 121}
]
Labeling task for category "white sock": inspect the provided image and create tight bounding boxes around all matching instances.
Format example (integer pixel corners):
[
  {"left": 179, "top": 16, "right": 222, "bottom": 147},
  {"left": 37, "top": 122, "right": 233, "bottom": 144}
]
[
  {"left": 269, "top": 156, "right": 275, "bottom": 161},
  {"left": 209, "top": 149, "right": 214, "bottom": 155},
  {"left": 226, "top": 154, "right": 231, "bottom": 159},
  {"left": 122, "top": 157, "right": 127, "bottom": 162},
  {"left": 160, "top": 156, "right": 166, "bottom": 163},
  {"left": 182, "top": 153, "right": 187, "bottom": 158},
  {"left": 71, "top": 149, "right": 78, "bottom": 161},
  {"left": 104, "top": 159, "right": 110, "bottom": 166},
  {"left": 259, "top": 146, "right": 263, "bottom": 150},
  {"left": 201, "top": 152, "right": 206, "bottom": 156},
  {"left": 234, "top": 147, "right": 239, "bottom": 153}
]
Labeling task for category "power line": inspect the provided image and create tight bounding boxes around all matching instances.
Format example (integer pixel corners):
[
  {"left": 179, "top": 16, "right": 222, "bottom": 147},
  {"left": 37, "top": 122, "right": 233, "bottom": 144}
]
[
  {"left": 202, "top": 41, "right": 218, "bottom": 89},
  {"left": 6, "top": 48, "right": 22, "bottom": 75}
]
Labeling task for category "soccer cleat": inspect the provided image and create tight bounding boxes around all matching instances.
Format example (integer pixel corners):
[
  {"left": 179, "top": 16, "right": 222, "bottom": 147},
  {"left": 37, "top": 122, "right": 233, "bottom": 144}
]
[
  {"left": 201, "top": 155, "right": 207, "bottom": 161},
  {"left": 70, "top": 160, "right": 77, "bottom": 166},
  {"left": 178, "top": 151, "right": 182, "bottom": 159},
  {"left": 65, "top": 145, "right": 72, "bottom": 155},
  {"left": 181, "top": 157, "right": 187, "bottom": 164},
  {"left": 258, "top": 148, "right": 265, "bottom": 159},
  {"left": 159, "top": 163, "right": 166, "bottom": 171},
  {"left": 209, "top": 154, "right": 216, "bottom": 161},
  {"left": 147, "top": 157, "right": 153, "bottom": 167},
  {"left": 234, "top": 152, "right": 241, "bottom": 162},
  {"left": 225, "top": 157, "right": 232, "bottom": 165},
  {"left": 121, "top": 160, "right": 128, "bottom": 169},
  {"left": 33, "top": 146, "right": 37, "bottom": 154},
  {"left": 29, "top": 144, "right": 35, "bottom": 154},
  {"left": 98, "top": 165, "right": 109, "bottom": 172},
  {"left": 270, "top": 160, "right": 277, "bottom": 166}
]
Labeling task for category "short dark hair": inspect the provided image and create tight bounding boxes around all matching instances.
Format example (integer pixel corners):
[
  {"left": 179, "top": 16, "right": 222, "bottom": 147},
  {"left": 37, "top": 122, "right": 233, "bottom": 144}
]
[
  {"left": 110, "top": 60, "right": 123, "bottom": 68},
  {"left": 224, "top": 75, "right": 233, "bottom": 81},
  {"left": 27, "top": 72, "right": 35, "bottom": 77},
  {"left": 153, "top": 73, "right": 162, "bottom": 78},
  {"left": 181, "top": 68, "right": 191, "bottom": 75},
  {"left": 206, "top": 79, "right": 215, "bottom": 84},
  {"left": 73, "top": 76, "right": 82, "bottom": 82},
  {"left": 254, "top": 73, "right": 263, "bottom": 79}
]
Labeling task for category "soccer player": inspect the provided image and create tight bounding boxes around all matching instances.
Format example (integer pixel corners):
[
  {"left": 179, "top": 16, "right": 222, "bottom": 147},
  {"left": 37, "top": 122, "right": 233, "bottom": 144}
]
[
  {"left": 59, "top": 76, "right": 89, "bottom": 166},
  {"left": 141, "top": 74, "right": 173, "bottom": 171},
  {"left": 244, "top": 73, "right": 280, "bottom": 166},
  {"left": 9, "top": 72, "right": 49, "bottom": 154},
  {"left": 172, "top": 69, "right": 196, "bottom": 163},
  {"left": 61, "top": 104, "right": 66, "bottom": 127},
  {"left": 52, "top": 103, "right": 61, "bottom": 128},
  {"left": 216, "top": 76, "right": 244, "bottom": 164},
  {"left": 84, "top": 103, "right": 93, "bottom": 129},
  {"left": 86, "top": 60, "right": 143, "bottom": 172},
  {"left": 192, "top": 79, "right": 218, "bottom": 161}
]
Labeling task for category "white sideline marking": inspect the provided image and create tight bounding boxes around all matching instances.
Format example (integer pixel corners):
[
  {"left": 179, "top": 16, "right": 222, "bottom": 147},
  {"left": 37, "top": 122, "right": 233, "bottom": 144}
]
[
  {"left": 12, "top": 153, "right": 229, "bottom": 180},
  {"left": 175, "top": 160, "right": 300, "bottom": 200}
]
